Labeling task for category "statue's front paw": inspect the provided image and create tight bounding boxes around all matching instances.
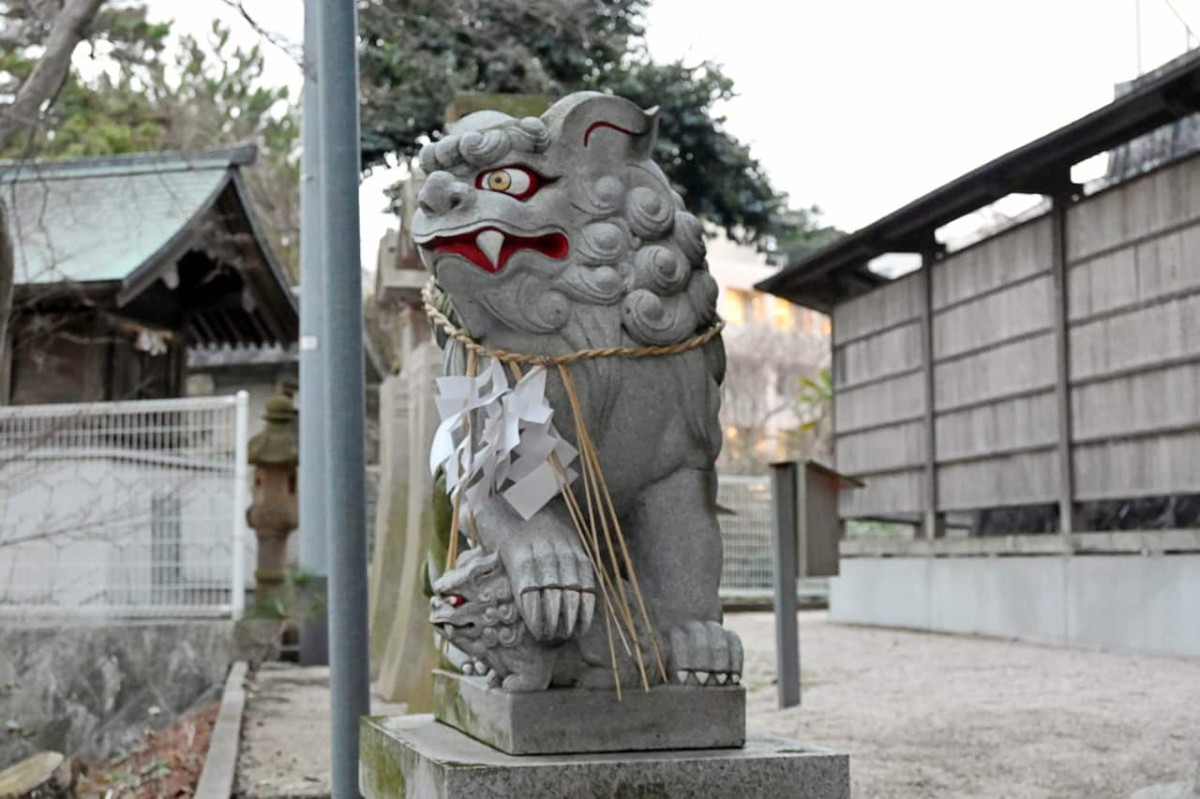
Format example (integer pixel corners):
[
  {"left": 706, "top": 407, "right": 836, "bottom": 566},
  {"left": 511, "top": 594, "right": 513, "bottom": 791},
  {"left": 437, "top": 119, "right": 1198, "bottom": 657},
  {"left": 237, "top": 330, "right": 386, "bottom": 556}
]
[
  {"left": 668, "top": 621, "right": 743, "bottom": 687},
  {"left": 502, "top": 536, "right": 596, "bottom": 640}
]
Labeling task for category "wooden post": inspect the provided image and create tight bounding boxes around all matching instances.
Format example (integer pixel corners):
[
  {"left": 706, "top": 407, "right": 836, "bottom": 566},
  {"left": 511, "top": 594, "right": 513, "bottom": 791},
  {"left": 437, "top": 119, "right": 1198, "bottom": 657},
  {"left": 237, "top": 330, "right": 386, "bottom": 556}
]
[
  {"left": 919, "top": 244, "right": 945, "bottom": 539},
  {"left": 1050, "top": 189, "right": 1078, "bottom": 544},
  {"left": 770, "top": 461, "right": 800, "bottom": 709}
]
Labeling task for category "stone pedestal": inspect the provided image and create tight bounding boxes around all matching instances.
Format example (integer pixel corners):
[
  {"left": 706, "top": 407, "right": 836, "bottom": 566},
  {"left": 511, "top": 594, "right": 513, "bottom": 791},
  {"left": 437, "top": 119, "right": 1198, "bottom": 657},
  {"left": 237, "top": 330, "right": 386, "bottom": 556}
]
[
  {"left": 361, "top": 715, "right": 850, "bottom": 799},
  {"left": 433, "top": 669, "right": 745, "bottom": 755}
]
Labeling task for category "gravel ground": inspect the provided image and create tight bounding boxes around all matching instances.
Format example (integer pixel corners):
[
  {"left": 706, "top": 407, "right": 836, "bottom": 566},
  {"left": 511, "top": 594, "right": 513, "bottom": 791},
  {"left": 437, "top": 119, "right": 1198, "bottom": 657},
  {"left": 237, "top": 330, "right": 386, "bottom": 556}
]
[
  {"left": 236, "top": 617, "right": 1199, "bottom": 798},
  {"left": 731, "top": 611, "right": 1200, "bottom": 799}
]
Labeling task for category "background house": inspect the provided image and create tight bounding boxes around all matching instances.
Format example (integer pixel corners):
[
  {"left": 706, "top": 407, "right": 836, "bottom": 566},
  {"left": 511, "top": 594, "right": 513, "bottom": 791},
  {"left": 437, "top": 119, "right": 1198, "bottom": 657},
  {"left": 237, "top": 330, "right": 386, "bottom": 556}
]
[
  {"left": 1, "top": 145, "right": 299, "bottom": 420},
  {"left": 708, "top": 237, "right": 831, "bottom": 472}
]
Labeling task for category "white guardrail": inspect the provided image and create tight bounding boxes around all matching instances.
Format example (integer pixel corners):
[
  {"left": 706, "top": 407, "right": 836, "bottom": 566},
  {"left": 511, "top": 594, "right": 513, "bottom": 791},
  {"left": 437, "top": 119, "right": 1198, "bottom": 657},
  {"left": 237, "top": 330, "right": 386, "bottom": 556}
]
[{"left": 0, "top": 393, "right": 249, "bottom": 618}]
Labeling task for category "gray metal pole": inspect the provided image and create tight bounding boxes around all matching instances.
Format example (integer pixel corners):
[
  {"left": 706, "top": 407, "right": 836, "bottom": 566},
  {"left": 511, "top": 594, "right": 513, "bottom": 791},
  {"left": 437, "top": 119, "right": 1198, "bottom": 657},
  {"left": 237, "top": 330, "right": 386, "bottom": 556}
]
[
  {"left": 298, "top": 0, "right": 329, "bottom": 667},
  {"left": 770, "top": 461, "right": 801, "bottom": 709},
  {"left": 315, "top": 2, "right": 370, "bottom": 796}
]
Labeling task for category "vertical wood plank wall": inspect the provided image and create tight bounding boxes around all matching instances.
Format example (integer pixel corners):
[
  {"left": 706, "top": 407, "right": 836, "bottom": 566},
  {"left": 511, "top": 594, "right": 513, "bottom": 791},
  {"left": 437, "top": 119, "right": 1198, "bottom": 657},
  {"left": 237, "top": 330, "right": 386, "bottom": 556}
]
[{"left": 831, "top": 152, "right": 1200, "bottom": 521}]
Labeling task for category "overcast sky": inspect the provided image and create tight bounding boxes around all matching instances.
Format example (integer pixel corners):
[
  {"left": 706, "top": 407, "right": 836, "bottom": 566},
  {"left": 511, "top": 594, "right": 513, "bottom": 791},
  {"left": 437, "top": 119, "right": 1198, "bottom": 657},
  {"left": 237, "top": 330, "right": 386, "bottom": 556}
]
[{"left": 147, "top": 0, "right": 1200, "bottom": 272}]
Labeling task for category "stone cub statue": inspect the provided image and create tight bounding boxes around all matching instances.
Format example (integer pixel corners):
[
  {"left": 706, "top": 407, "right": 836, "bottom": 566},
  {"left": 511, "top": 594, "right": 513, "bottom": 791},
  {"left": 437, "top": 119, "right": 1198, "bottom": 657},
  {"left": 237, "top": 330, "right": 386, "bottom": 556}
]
[{"left": 430, "top": 547, "right": 661, "bottom": 693}]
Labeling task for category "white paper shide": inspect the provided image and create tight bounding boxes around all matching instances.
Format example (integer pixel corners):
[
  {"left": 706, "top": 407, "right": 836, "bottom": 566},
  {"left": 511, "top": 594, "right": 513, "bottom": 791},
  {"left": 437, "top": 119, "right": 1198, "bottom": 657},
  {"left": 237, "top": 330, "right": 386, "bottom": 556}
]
[{"left": 429, "top": 360, "right": 577, "bottom": 520}]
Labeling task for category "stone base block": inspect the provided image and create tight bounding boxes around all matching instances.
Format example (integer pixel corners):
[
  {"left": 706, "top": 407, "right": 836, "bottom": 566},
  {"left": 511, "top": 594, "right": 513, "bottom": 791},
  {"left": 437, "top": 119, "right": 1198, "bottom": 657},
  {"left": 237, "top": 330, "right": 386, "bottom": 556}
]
[
  {"left": 361, "top": 715, "right": 850, "bottom": 799},
  {"left": 433, "top": 669, "right": 744, "bottom": 755}
]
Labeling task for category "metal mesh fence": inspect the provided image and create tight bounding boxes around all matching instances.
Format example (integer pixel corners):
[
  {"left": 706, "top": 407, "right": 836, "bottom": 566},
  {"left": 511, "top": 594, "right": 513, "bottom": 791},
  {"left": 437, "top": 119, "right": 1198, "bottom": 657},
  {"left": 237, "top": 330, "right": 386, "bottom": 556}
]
[
  {"left": 0, "top": 394, "right": 249, "bottom": 617},
  {"left": 717, "top": 474, "right": 774, "bottom": 597}
]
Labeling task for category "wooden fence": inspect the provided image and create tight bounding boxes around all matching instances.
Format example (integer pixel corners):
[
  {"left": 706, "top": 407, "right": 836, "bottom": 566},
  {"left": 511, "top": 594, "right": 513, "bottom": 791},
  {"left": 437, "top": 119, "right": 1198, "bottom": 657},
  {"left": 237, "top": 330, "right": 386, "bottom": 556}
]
[{"left": 832, "top": 151, "right": 1200, "bottom": 532}]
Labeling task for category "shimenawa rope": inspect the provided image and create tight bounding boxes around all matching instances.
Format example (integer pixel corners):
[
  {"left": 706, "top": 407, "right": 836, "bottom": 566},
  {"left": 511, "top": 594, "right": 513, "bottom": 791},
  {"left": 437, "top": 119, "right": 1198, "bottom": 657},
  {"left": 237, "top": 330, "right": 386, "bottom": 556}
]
[{"left": 421, "top": 280, "right": 724, "bottom": 366}]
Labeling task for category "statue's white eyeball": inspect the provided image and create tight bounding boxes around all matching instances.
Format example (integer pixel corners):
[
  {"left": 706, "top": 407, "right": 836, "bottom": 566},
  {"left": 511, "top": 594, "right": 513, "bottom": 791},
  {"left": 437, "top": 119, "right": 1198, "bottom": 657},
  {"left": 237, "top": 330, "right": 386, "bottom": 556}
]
[{"left": 476, "top": 166, "right": 538, "bottom": 199}]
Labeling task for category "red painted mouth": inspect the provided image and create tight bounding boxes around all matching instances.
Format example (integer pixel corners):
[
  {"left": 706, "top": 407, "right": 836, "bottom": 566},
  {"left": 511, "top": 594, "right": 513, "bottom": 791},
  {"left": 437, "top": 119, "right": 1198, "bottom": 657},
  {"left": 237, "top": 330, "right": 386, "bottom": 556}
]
[{"left": 421, "top": 227, "right": 569, "bottom": 273}]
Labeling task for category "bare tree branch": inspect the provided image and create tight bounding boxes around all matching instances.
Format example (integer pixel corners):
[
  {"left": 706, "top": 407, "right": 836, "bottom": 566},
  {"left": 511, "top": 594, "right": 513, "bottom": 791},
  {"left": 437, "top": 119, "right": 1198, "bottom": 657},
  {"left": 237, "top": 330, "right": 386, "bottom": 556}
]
[
  {"left": 215, "top": 0, "right": 303, "bottom": 64},
  {"left": 0, "top": 0, "right": 105, "bottom": 151}
]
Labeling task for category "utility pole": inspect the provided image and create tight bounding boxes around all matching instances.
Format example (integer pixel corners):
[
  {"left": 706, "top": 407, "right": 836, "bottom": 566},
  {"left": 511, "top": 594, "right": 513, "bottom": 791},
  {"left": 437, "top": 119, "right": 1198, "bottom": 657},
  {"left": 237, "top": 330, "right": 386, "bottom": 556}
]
[
  {"left": 298, "top": 0, "right": 329, "bottom": 667},
  {"left": 315, "top": 1, "right": 370, "bottom": 796}
]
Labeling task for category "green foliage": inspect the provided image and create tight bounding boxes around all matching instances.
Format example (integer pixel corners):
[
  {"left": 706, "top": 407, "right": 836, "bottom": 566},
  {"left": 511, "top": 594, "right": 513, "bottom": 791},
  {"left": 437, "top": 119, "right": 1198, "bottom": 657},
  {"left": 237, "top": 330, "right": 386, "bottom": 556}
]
[
  {"left": 0, "top": 1, "right": 169, "bottom": 65},
  {"left": 2, "top": 10, "right": 300, "bottom": 280},
  {"left": 790, "top": 367, "right": 833, "bottom": 464},
  {"left": 358, "top": 0, "right": 647, "bottom": 163},
  {"left": 254, "top": 566, "right": 326, "bottom": 623},
  {"left": 357, "top": 0, "right": 817, "bottom": 248},
  {"left": 796, "top": 368, "right": 832, "bottom": 433},
  {"left": 426, "top": 467, "right": 456, "bottom": 597}
]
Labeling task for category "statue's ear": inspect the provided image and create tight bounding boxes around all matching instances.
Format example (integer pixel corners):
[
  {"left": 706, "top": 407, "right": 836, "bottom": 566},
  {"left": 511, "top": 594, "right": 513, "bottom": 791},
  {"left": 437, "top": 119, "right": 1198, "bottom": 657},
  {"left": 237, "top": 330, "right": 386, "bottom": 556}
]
[
  {"left": 547, "top": 92, "right": 658, "bottom": 164},
  {"left": 476, "top": 549, "right": 501, "bottom": 573}
]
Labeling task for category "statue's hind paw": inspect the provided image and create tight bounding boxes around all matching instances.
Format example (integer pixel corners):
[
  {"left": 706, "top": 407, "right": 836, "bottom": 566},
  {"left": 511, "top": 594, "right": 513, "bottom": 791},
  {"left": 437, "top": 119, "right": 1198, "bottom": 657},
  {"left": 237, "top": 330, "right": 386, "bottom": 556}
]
[{"left": 667, "top": 620, "right": 743, "bottom": 687}]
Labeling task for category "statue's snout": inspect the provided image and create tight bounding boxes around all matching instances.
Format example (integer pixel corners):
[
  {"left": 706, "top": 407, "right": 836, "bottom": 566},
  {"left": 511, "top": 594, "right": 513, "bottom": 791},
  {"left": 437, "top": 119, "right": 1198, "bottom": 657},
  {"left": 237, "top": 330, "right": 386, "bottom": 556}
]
[{"left": 418, "top": 171, "right": 475, "bottom": 217}]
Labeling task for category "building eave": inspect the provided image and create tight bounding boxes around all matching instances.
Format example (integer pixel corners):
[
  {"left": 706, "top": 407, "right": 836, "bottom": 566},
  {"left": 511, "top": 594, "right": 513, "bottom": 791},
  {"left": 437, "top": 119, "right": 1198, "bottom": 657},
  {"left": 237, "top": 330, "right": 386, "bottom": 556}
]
[{"left": 758, "top": 51, "right": 1200, "bottom": 309}]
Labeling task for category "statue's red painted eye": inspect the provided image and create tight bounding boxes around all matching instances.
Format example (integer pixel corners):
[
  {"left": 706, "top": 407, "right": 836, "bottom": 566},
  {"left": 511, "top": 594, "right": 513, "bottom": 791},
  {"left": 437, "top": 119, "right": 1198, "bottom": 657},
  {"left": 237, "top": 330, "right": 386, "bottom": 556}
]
[
  {"left": 475, "top": 166, "right": 541, "bottom": 200},
  {"left": 445, "top": 594, "right": 466, "bottom": 607}
]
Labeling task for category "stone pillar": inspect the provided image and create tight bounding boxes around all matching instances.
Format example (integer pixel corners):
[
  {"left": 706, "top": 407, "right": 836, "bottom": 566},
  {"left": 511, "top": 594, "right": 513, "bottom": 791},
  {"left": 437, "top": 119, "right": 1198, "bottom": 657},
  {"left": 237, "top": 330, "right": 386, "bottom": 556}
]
[
  {"left": 369, "top": 343, "right": 442, "bottom": 709},
  {"left": 245, "top": 394, "right": 299, "bottom": 613}
]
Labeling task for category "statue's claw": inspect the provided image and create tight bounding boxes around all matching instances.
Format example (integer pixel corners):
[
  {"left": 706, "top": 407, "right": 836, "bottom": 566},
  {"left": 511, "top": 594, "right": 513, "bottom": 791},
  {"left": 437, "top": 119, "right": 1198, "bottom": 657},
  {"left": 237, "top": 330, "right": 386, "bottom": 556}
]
[
  {"left": 564, "top": 589, "right": 581, "bottom": 635},
  {"left": 522, "top": 592, "right": 544, "bottom": 638},
  {"left": 544, "top": 588, "right": 563, "bottom": 637},
  {"left": 580, "top": 591, "right": 595, "bottom": 631},
  {"left": 667, "top": 621, "right": 743, "bottom": 687},
  {"left": 503, "top": 534, "right": 596, "bottom": 640}
]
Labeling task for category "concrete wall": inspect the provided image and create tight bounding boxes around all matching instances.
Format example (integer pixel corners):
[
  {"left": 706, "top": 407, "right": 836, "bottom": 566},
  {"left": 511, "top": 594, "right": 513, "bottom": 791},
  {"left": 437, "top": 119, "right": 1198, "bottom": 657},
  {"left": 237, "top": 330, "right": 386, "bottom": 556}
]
[
  {"left": 829, "top": 554, "right": 1200, "bottom": 658},
  {"left": 0, "top": 620, "right": 233, "bottom": 767}
]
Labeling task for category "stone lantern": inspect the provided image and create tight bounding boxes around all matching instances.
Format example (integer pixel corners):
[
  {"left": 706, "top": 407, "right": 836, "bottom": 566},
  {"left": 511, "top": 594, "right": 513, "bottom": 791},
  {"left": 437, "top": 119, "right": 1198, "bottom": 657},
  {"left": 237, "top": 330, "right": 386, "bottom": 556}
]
[{"left": 246, "top": 393, "right": 299, "bottom": 611}]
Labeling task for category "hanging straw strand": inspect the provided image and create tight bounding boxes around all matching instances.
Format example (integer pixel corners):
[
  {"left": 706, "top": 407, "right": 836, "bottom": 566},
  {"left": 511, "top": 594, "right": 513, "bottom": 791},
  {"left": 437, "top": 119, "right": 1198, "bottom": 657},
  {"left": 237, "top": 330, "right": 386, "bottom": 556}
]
[{"left": 506, "top": 360, "right": 630, "bottom": 690}]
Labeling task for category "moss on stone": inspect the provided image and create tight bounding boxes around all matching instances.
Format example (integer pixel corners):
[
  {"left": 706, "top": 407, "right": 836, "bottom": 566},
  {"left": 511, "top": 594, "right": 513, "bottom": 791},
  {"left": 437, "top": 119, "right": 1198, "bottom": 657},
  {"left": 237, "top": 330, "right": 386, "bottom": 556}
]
[{"left": 359, "top": 718, "right": 407, "bottom": 798}]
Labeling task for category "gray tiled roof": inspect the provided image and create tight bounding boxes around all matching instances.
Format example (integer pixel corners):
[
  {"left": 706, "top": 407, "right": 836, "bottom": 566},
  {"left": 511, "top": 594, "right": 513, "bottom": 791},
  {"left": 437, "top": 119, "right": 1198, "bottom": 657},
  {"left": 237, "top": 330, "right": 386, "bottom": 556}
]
[{"left": 0, "top": 145, "right": 255, "bottom": 285}]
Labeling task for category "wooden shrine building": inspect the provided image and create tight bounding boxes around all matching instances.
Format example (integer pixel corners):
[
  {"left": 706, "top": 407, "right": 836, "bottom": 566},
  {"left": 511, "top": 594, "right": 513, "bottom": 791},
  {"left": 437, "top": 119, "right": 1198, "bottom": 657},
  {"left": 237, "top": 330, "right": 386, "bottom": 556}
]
[{"left": 0, "top": 145, "right": 298, "bottom": 404}]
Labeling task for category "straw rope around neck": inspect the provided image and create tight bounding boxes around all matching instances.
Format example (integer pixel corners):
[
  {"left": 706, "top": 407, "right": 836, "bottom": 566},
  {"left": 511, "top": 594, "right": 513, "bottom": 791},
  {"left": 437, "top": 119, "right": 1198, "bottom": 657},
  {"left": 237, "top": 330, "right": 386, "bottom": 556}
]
[{"left": 421, "top": 280, "right": 724, "bottom": 366}]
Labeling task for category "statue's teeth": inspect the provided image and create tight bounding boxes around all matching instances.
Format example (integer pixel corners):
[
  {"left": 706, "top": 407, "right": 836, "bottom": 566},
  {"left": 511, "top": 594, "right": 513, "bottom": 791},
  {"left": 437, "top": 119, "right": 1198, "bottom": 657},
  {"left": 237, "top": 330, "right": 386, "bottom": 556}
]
[{"left": 476, "top": 230, "right": 505, "bottom": 268}]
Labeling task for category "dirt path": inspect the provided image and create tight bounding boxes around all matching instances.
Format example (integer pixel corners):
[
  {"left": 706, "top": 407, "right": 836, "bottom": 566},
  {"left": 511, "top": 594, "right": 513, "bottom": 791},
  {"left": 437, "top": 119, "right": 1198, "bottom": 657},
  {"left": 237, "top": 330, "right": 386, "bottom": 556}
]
[
  {"left": 731, "top": 612, "right": 1200, "bottom": 799},
  {"left": 236, "top": 664, "right": 404, "bottom": 798}
]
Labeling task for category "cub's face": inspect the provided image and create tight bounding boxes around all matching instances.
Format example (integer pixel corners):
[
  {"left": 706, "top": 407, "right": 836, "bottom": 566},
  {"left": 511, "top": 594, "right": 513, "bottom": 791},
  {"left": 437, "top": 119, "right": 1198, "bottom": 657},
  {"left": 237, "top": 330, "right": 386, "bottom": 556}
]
[{"left": 429, "top": 549, "right": 514, "bottom": 650}]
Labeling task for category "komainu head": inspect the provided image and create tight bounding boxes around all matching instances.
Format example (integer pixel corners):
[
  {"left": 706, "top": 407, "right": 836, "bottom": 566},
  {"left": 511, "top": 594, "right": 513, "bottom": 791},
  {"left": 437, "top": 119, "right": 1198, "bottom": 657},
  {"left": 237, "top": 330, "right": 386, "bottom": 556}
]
[
  {"left": 413, "top": 92, "right": 719, "bottom": 346},
  {"left": 429, "top": 548, "right": 523, "bottom": 654}
]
